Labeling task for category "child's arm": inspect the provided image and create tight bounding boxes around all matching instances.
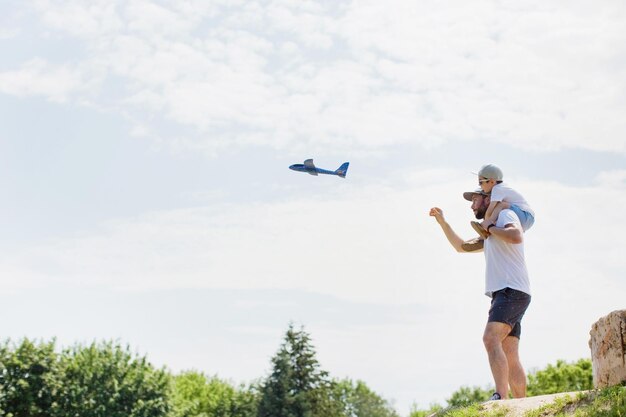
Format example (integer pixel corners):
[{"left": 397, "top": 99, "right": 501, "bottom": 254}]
[
  {"left": 482, "top": 200, "right": 511, "bottom": 228},
  {"left": 484, "top": 200, "right": 499, "bottom": 224}
]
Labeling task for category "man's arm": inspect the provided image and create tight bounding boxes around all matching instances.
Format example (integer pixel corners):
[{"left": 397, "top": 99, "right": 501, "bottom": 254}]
[
  {"left": 489, "top": 223, "right": 523, "bottom": 244},
  {"left": 429, "top": 207, "right": 467, "bottom": 253}
]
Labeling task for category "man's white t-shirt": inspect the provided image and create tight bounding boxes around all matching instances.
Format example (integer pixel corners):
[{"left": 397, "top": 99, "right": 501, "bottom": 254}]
[
  {"left": 483, "top": 209, "right": 531, "bottom": 297},
  {"left": 490, "top": 183, "right": 535, "bottom": 216}
]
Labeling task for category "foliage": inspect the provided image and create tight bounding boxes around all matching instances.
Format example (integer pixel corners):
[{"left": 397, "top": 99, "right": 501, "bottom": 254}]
[
  {"left": 408, "top": 402, "right": 443, "bottom": 417},
  {"left": 257, "top": 323, "right": 340, "bottom": 417},
  {"left": 331, "top": 378, "right": 399, "bottom": 417},
  {"left": 53, "top": 341, "right": 171, "bottom": 417},
  {"left": 170, "top": 371, "right": 259, "bottom": 417},
  {"left": 0, "top": 339, "right": 61, "bottom": 417},
  {"left": 412, "top": 386, "right": 626, "bottom": 416},
  {"left": 526, "top": 358, "right": 593, "bottom": 396},
  {"left": 0, "top": 333, "right": 601, "bottom": 417},
  {"left": 0, "top": 328, "right": 399, "bottom": 417},
  {"left": 408, "top": 384, "right": 493, "bottom": 416},
  {"left": 410, "top": 358, "right": 593, "bottom": 416},
  {"left": 446, "top": 386, "right": 492, "bottom": 407},
  {"left": 234, "top": 383, "right": 262, "bottom": 417},
  {"left": 0, "top": 339, "right": 170, "bottom": 417}
]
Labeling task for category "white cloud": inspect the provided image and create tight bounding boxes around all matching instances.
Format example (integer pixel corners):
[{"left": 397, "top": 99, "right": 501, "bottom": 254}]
[
  {"left": 2, "top": 0, "right": 621, "bottom": 155},
  {"left": 0, "top": 58, "right": 89, "bottom": 102},
  {"left": 594, "top": 169, "right": 626, "bottom": 188},
  {"left": 35, "top": 0, "right": 123, "bottom": 38},
  {"left": 3, "top": 169, "right": 624, "bottom": 308},
  {"left": 124, "top": 0, "right": 192, "bottom": 37}
]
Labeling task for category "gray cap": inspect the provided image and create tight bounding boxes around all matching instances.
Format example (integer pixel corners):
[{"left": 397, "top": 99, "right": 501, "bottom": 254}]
[
  {"left": 463, "top": 188, "right": 488, "bottom": 201},
  {"left": 477, "top": 164, "right": 503, "bottom": 181}
]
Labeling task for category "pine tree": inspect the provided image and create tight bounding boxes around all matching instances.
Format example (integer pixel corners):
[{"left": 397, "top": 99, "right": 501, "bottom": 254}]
[{"left": 257, "top": 324, "right": 338, "bottom": 417}]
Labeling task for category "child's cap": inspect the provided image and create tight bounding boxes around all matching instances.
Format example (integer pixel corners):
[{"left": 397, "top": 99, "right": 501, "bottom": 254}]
[{"left": 477, "top": 164, "right": 503, "bottom": 181}]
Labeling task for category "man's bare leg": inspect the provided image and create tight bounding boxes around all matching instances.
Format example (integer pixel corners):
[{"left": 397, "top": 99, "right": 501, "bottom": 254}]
[
  {"left": 502, "top": 336, "right": 526, "bottom": 398},
  {"left": 483, "top": 322, "right": 513, "bottom": 398}
]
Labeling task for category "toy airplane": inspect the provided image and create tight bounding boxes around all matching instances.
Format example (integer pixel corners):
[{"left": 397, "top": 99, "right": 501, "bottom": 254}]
[{"left": 289, "top": 159, "right": 349, "bottom": 178}]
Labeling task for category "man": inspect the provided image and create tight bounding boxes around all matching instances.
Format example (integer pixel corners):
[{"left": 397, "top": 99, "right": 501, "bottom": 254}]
[{"left": 429, "top": 188, "right": 531, "bottom": 401}]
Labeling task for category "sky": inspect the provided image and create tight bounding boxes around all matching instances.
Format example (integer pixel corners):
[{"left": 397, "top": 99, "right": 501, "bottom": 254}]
[{"left": 1, "top": 0, "right": 625, "bottom": 414}]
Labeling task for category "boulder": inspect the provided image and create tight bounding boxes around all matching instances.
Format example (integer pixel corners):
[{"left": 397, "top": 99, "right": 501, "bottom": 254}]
[{"left": 589, "top": 309, "right": 626, "bottom": 388}]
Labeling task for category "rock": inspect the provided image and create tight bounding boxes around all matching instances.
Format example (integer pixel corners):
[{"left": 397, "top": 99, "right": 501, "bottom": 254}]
[
  {"left": 481, "top": 392, "right": 586, "bottom": 417},
  {"left": 589, "top": 309, "right": 626, "bottom": 388}
]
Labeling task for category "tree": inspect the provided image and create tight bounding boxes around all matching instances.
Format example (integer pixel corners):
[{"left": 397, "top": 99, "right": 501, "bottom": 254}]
[
  {"left": 171, "top": 371, "right": 259, "bottom": 417},
  {"left": 527, "top": 358, "right": 593, "bottom": 396},
  {"left": 52, "top": 341, "right": 171, "bottom": 417},
  {"left": 407, "top": 385, "right": 491, "bottom": 416},
  {"left": 172, "top": 372, "right": 235, "bottom": 417},
  {"left": 0, "top": 339, "right": 61, "bottom": 417},
  {"left": 257, "top": 324, "right": 338, "bottom": 417},
  {"left": 234, "top": 382, "right": 261, "bottom": 417},
  {"left": 331, "top": 379, "right": 399, "bottom": 417},
  {"left": 445, "top": 385, "right": 492, "bottom": 407}
]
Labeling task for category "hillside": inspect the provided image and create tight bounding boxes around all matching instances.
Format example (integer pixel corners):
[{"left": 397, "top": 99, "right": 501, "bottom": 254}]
[
  {"left": 430, "top": 386, "right": 626, "bottom": 416},
  {"left": 481, "top": 392, "right": 586, "bottom": 416}
]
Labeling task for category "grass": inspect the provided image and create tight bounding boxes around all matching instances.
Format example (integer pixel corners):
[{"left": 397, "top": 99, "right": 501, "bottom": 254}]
[
  {"left": 427, "top": 386, "right": 626, "bottom": 417},
  {"left": 523, "top": 385, "right": 626, "bottom": 417},
  {"left": 427, "top": 403, "right": 510, "bottom": 417}
]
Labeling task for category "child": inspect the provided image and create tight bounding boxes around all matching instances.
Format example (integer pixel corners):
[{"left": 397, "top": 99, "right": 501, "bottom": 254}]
[{"left": 471, "top": 164, "right": 535, "bottom": 239}]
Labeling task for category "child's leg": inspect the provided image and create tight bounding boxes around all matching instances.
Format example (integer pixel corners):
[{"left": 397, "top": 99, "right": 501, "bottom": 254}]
[{"left": 509, "top": 205, "right": 534, "bottom": 232}]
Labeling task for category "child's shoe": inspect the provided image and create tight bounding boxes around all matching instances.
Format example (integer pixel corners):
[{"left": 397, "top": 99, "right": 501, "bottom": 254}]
[{"left": 471, "top": 221, "right": 490, "bottom": 239}]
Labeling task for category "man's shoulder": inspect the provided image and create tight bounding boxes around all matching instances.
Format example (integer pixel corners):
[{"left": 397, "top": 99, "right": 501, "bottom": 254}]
[{"left": 497, "top": 208, "right": 520, "bottom": 226}]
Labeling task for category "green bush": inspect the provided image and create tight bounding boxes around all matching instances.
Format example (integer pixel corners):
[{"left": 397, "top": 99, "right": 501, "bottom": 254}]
[
  {"left": 0, "top": 339, "right": 61, "bottom": 417},
  {"left": 170, "top": 371, "right": 259, "bottom": 417},
  {"left": 53, "top": 341, "right": 171, "bottom": 417},
  {"left": 409, "top": 358, "right": 594, "bottom": 416},
  {"left": 0, "top": 339, "right": 171, "bottom": 417},
  {"left": 331, "top": 379, "right": 399, "bottom": 417},
  {"left": 527, "top": 358, "right": 593, "bottom": 396}
]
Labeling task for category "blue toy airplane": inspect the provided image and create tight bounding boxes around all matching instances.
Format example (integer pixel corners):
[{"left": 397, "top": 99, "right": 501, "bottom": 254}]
[{"left": 289, "top": 159, "right": 349, "bottom": 178}]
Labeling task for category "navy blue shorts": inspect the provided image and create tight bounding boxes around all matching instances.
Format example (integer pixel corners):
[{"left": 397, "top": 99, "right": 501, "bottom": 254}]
[{"left": 488, "top": 287, "right": 531, "bottom": 339}]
